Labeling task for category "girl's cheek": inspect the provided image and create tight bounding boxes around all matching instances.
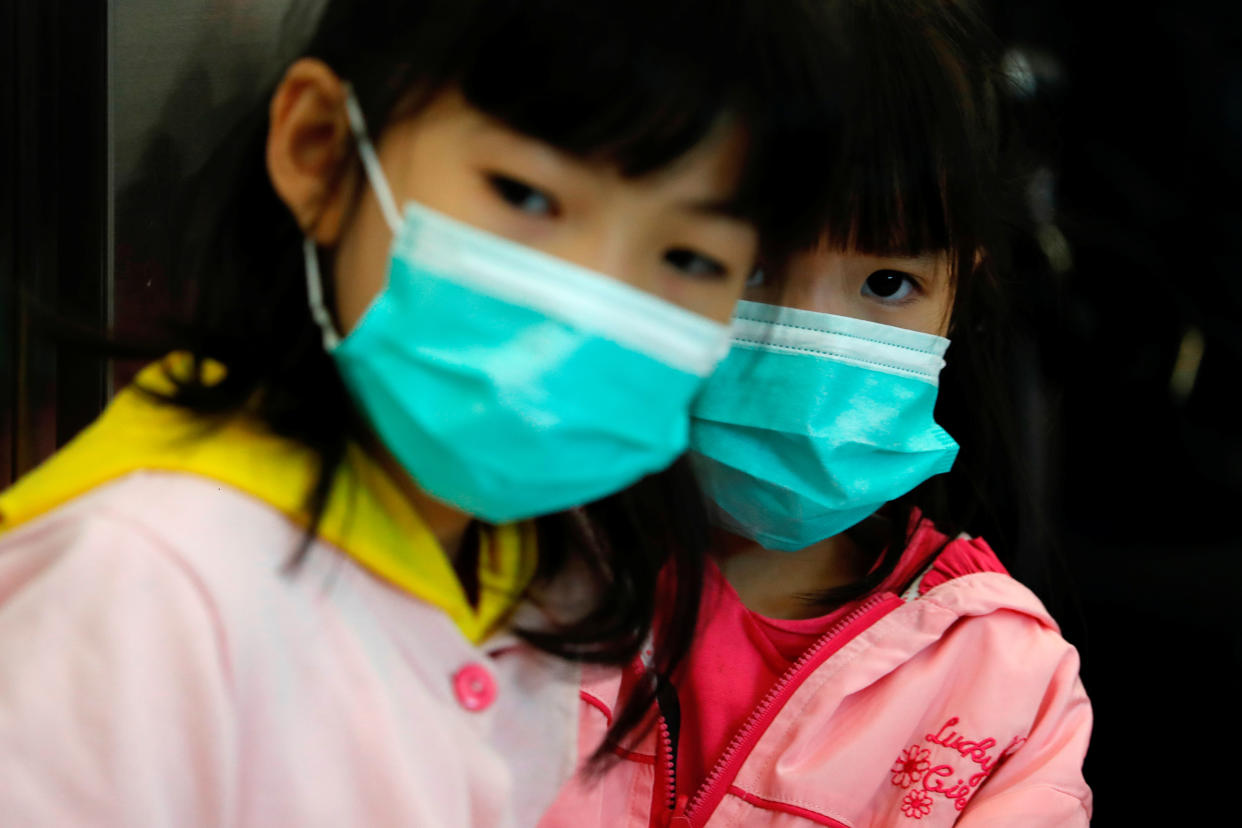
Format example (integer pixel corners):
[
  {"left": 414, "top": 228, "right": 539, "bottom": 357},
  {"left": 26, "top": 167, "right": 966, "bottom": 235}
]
[
  {"left": 698, "top": 279, "right": 752, "bottom": 324},
  {"left": 331, "top": 209, "right": 394, "bottom": 334},
  {"left": 743, "top": 281, "right": 785, "bottom": 305}
]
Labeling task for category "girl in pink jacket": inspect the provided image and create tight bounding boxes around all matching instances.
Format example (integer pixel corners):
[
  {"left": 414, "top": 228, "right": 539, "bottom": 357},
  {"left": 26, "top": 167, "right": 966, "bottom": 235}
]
[
  {"left": 0, "top": 2, "right": 847, "bottom": 825},
  {"left": 542, "top": 2, "right": 1094, "bottom": 826}
]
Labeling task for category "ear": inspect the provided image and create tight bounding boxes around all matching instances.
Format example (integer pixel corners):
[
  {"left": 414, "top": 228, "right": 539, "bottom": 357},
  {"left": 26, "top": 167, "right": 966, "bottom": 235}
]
[{"left": 266, "top": 58, "right": 361, "bottom": 245}]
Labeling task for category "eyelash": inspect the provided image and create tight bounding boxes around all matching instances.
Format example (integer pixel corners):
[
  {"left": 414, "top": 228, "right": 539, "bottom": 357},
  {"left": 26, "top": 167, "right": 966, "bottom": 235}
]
[
  {"left": 486, "top": 173, "right": 560, "bottom": 217},
  {"left": 861, "top": 269, "right": 922, "bottom": 304},
  {"left": 486, "top": 171, "right": 730, "bottom": 281},
  {"left": 664, "top": 248, "right": 728, "bottom": 281}
]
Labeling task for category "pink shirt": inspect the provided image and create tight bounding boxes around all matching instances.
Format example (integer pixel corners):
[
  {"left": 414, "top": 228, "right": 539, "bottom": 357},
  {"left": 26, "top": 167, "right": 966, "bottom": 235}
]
[{"left": 673, "top": 561, "right": 836, "bottom": 799}]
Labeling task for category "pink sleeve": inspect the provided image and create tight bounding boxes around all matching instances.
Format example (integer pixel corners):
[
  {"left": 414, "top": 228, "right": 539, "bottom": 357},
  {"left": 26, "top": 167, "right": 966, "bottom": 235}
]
[
  {"left": 0, "top": 511, "right": 237, "bottom": 826},
  {"left": 957, "top": 638, "right": 1093, "bottom": 826}
]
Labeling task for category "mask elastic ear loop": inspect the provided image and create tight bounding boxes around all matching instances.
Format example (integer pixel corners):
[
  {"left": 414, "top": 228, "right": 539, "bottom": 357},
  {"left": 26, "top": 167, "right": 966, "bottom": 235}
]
[
  {"left": 343, "top": 83, "right": 403, "bottom": 233},
  {"left": 303, "top": 84, "right": 401, "bottom": 352},
  {"left": 304, "top": 238, "right": 342, "bottom": 350}
]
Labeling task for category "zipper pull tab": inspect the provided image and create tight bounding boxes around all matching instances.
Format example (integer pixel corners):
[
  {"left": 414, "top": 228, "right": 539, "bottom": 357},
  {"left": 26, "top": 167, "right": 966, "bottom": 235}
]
[{"left": 668, "top": 794, "right": 691, "bottom": 827}]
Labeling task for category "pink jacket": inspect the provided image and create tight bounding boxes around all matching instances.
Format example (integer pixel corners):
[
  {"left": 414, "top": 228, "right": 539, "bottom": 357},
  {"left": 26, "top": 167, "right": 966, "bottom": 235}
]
[
  {"left": 541, "top": 538, "right": 1093, "bottom": 827},
  {"left": 0, "top": 473, "right": 581, "bottom": 827}
]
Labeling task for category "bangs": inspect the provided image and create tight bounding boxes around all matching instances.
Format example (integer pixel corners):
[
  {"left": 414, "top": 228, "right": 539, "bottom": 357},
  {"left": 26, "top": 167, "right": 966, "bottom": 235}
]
[
  {"left": 306, "top": 0, "right": 844, "bottom": 253},
  {"left": 817, "top": 0, "right": 1002, "bottom": 271},
  {"left": 459, "top": 1, "right": 752, "bottom": 177}
]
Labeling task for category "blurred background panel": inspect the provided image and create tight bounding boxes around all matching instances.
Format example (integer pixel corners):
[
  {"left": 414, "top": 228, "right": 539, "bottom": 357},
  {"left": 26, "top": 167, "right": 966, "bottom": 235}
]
[
  {"left": 110, "top": 0, "right": 324, "bottom": 388},
  {"left": 1, "top": 0, "right": 320, "bottom": 489}
]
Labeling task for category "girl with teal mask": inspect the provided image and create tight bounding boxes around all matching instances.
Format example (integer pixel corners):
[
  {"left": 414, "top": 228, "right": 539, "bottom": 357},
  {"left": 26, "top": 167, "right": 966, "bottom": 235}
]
[
  {"left": 0, "top": 1, "right": 847, "bottom": 823},
  {"left": 544, "top": 2, "right": 1093, "bottom": 825}
]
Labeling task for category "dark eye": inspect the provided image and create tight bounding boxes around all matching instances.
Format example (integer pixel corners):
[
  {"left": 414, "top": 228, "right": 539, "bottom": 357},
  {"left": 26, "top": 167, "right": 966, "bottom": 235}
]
[
  {"left": 746, "top": 267, "right": 766, "bottom": 288},
  {"left": 862, "top": 269, "right": 917, "bottom": 302},
  {"left": 486, "top": 174, "right": 560, "bottom": 217},
  {"left": 665, "top": 248, "right": 727, "bottom": 280}
]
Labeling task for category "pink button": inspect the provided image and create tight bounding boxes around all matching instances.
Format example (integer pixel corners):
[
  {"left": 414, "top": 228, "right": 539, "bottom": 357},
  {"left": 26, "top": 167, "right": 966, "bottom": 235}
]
[{"left": 452, "top": 663, "right": 497, "bottom": 712}]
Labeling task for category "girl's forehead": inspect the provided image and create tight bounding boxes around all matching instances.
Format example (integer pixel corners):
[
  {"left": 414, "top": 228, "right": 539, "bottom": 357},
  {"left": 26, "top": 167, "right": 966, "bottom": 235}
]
[
  {"left": 791, "top": 246, "right": 949, "bottom": 278},
  {"left": 394, "top": 90, "right": 753, "bottom": 208}
]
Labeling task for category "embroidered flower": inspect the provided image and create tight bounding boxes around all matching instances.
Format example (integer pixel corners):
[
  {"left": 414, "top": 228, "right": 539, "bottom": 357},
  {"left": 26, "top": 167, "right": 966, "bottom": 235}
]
[
  {"left": 901, "top": 790, "right": 934, "bottom": 819},
  {"left": 890, "top": 745, "right": 931, "bottom": 788}
]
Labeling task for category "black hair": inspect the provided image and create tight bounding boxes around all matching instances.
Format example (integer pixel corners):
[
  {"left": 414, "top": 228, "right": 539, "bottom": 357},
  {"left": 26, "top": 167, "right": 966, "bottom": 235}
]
[
  {"left": 109, "top": 0, "right": 847, "bottom": 765},
  {"left": 774, "top": 0, "right": 1036, "bottom": 607}
]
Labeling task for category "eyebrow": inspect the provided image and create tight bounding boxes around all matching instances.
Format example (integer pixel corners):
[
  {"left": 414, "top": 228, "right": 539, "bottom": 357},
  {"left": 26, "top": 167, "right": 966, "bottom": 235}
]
[
  {"left": 680, "top": 195, "right": 751, "bottom": 220},
  {"left": 849, "top": 248, "right": 944, "bottom": 270},
  {"left": 884, "top": 253, "right": 943, "bottom": 269}
]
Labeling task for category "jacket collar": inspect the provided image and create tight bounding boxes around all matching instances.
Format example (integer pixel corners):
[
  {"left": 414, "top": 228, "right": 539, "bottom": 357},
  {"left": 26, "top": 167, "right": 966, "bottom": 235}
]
[{"left": 0, "top": 356, "right": 536, "bottom": 644}]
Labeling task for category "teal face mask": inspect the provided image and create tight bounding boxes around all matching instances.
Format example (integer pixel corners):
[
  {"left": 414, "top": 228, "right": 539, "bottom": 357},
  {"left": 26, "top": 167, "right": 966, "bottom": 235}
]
[
  {"left": 303, "top": 89, "right": 730, "bottom": 524},
  {"left": 689, "top": 300, "right": 959, "bottom": 551}
]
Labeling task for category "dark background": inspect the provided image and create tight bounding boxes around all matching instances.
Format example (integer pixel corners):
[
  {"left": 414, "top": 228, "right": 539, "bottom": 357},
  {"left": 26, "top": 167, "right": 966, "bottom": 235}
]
[
  {"left": 987, "top": 2, "right": 1241, "bottom": 823},
  {"left": 3, "top": 2, "right": 1239, "bottom": 824}
]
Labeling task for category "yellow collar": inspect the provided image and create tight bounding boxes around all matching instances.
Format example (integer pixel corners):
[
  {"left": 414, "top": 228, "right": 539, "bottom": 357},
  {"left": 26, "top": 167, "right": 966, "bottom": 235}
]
[{"left": 0, "top": 359, "right": 536, "bottom": 644}]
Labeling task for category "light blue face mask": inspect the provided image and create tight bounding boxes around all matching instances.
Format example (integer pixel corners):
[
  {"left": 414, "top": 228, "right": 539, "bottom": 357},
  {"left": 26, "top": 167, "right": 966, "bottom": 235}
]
[
  {"left": 303, "top": 89, "right": 731, "bottom": 524},
  {"left": 689, "top": 300, "right": 959, "bottom": 551}
]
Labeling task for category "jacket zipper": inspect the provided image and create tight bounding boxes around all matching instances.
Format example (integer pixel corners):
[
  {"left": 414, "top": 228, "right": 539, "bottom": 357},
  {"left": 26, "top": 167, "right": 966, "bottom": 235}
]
[
  {"left": 656, "top": 715, "right": 678, "bottom": 815},
  {"left": 676, "top": 592, "right": 904, "bottom": 826},
  {"left": 651, "top": 669, "right": 682, "bottom": 815}
]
